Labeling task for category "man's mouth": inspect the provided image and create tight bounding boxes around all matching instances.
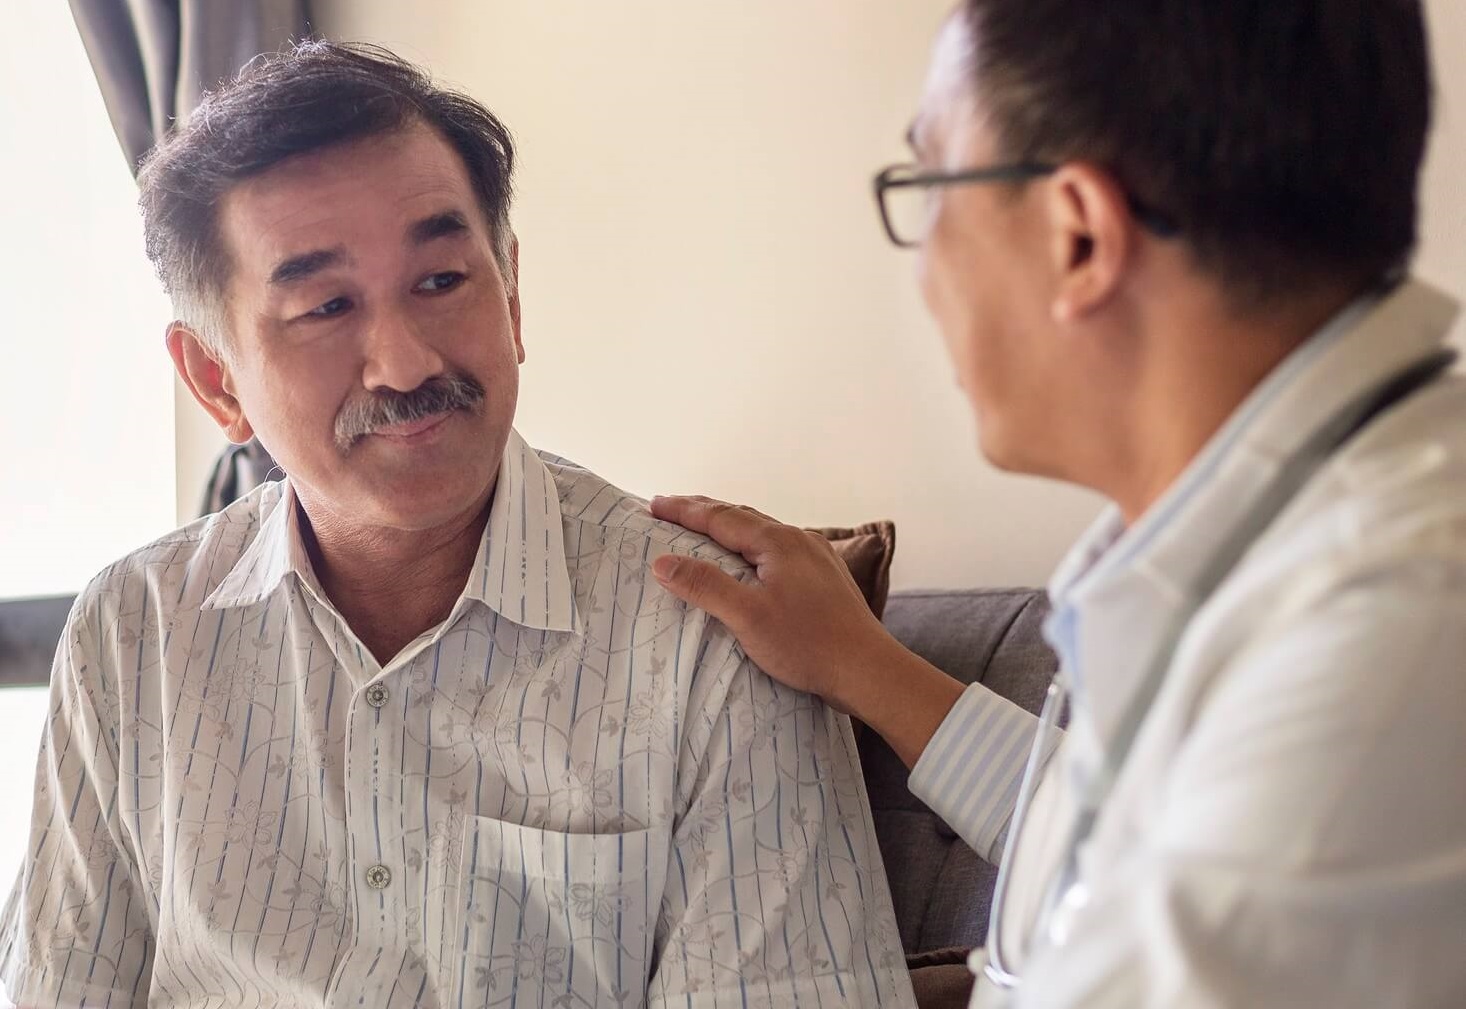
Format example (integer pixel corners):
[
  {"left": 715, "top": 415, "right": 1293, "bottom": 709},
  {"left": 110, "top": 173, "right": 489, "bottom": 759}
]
[{"left": 370, "top": 410, "right": 453, "bottom": 440}]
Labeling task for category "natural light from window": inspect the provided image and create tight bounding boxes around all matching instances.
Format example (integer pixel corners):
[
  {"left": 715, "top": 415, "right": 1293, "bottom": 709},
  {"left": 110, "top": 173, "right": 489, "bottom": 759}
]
[
  {"left": 0, "top": 4, "right": 176, "bottom": 909},
  {"left": 0, "top": 4, "right": 176, "bottom": 600}
]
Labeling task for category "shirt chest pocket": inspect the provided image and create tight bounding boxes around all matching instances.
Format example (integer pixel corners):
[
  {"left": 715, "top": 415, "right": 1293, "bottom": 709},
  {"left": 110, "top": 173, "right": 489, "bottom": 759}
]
[{"left": 444, "top": 818, "right": 671, "bottom": 1008}]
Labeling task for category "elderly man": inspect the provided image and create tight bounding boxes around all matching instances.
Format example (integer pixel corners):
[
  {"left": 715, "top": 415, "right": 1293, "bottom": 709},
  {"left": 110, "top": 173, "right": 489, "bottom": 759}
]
[
  {"left": 0, "top": 42, "right": 911, "bottom": 1009},
  {"left": 652, "top": 1, "right": 1466, "bottom": 1007}
]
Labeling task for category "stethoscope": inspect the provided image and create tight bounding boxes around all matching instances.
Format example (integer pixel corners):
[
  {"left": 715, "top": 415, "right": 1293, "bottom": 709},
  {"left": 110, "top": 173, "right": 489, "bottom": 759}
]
[{"left": 980, "top": 346, "right": 1458, "bottom": 995}]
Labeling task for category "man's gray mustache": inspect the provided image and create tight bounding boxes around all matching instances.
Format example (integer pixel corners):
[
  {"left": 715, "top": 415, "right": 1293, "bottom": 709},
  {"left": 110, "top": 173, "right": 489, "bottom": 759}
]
[{"left": 334, "top": 373, "right": 485, "bottom": 452}]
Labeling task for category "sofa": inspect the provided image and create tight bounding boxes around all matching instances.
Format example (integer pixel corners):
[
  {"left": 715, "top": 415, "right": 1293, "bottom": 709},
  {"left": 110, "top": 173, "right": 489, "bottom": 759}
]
[
  {"left": 0, "top": 595, "right": 70, "bottom": 689},
  {"left": 869, "top": 588, "right": 1056, "bottom": 955}
]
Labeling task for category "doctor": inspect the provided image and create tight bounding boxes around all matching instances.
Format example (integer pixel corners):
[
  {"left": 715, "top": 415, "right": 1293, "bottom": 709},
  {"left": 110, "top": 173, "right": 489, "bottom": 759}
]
[{"left": 650, "top": 1, "right": 1466, "bottom": 1006}]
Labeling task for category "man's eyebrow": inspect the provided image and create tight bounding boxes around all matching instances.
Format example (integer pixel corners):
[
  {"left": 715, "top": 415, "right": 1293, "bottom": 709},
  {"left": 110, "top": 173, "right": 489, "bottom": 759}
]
[
  {"left": 905, "top": 122, "right": 920, "bottom": 153},
  {"left": 408, "top": 210, "right": 471, "bottom": 247},
  {"left": 268, "top": 247, "right": 346, "bottom": 286},
  {"left": 266, "top": 212, "right": 469, "bottom": 286}
]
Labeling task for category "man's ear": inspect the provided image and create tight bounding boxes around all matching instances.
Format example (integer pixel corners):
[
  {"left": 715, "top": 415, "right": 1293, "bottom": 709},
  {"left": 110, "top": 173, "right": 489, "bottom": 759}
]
[
  {"left": 1043, "top": 163, "right": 1137, "bottom": 325},
  {"left": 165, "top": 322, "right": 255, "bottom": 444},
  {"left": 507, "top": 237, "right": 525, "bottom": 365}
]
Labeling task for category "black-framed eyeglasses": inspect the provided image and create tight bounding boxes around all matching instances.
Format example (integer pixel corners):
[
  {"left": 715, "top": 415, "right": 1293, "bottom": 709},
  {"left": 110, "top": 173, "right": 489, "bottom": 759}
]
[{"left": 872, "top": 162, "right": 1180, "bottom": 248}]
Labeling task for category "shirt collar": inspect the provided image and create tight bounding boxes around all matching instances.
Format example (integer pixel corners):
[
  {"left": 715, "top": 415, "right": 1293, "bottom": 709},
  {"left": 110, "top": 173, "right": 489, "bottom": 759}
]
[
  {"left": 460, "top": 428, "right": 580, "bottom": 633},
  {"left": 203, "top": 428, "right": 580, "bottom": 634},
  {"left": 201, "top": 481, "right": 316, "bottom": 611},
  {"left": 1045, "top": 277, "right": 1460, "bottom": 745}
]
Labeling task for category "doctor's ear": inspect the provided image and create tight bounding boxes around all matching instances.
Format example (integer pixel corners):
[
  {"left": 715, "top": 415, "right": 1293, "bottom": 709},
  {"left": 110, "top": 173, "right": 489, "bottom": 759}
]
[
  {"left": 1043, "top": 164, "right": 1138, "bottom": 325},
  {"left": 166, "top": 322, "right": 256, "bottom": 444}
]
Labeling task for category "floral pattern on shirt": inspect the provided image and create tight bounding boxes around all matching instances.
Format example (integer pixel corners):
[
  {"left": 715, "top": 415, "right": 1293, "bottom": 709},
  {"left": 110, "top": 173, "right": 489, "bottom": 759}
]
[{"left": 0, "top": 432, "right": 911, "bottom": 1009}]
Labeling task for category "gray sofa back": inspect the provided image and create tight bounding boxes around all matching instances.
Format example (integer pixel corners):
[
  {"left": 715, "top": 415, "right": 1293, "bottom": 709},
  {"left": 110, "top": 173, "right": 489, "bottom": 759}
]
[
  {"left": 0, "top": 596, "right": 70, "bottom": 687},
  {"left": 861, "top": 588, "right": 1056, "bottom": 954}
]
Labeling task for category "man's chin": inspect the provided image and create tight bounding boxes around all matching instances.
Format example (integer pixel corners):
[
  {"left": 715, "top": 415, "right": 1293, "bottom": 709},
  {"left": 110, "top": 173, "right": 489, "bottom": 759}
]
[
  {"left": 977, "top": 423, "right": 1069, "bottom": 483},
  {"left": 974, "top": 414, "right": 1029, "bottom": 476},
  {"left": 394, "top": 460, "right": 494, "bottom": 504},
  {"left": 311, "top": 462, "right": 497, "bottom": 532}
]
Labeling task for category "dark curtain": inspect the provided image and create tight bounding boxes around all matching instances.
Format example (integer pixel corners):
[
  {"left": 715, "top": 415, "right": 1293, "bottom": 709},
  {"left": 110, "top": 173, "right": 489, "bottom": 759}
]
[{"left": 69, "top": 0, "right": 310, "bottom": 173}]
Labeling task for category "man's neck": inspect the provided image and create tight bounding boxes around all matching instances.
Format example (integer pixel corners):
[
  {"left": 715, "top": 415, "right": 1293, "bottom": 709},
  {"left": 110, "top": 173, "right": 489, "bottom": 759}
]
[
  {"left": 1104, "top": 283, "right": 1368, "bottom": 525},
  {"left": 295, "top": 485, "right": 494, "bottom": 666}
]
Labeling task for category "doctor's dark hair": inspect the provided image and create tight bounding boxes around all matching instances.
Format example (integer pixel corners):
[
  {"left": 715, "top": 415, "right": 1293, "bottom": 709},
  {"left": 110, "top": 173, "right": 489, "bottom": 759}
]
[
  {"left": 137, "top": 39, "right": 516, "bottom": 349},
  {"left": 960, "top": 0, "right": 1433, "bottom": 307}
]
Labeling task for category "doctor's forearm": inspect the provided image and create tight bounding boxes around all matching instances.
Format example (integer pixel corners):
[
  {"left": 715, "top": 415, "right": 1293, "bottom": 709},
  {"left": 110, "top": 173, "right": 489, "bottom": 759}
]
[{"left": 839, "top": 638, "right": 966, "bottom": 769}]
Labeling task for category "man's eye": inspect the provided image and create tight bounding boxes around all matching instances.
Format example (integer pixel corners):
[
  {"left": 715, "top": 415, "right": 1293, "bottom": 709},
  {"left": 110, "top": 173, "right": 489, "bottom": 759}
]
[
  {"left": 306, "top": 297, "right": 351, "bottom": 318},
  {"left": 418, "top": 272, "right": 465, "bottom": 293}
]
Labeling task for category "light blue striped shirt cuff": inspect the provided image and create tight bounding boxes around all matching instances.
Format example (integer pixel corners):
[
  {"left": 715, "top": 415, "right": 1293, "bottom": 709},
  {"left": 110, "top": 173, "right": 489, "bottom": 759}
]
[{"left": 907, "top": 683, "right": 1062, "bottom": 864}]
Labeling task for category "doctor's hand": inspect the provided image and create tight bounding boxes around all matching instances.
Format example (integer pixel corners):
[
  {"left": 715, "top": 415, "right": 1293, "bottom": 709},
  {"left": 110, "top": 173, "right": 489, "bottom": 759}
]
[{"left": 649, "top": 495, "right": 965, "bottom": 768}]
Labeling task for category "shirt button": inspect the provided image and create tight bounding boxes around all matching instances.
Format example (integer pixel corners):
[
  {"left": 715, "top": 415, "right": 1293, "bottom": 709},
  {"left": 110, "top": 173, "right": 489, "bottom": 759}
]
[
  {"left": 365, "top": 864, "right": 392, "bottom": 890},
  {"left": 364, "top": 683, "right": 390, "bottom": 708}
]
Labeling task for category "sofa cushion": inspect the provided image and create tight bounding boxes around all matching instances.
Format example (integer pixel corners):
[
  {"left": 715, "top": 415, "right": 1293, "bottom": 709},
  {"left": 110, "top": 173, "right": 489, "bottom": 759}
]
[
  {"left": 907, "top": 946, "right": 977, "bottom": 1009},
  {"left": 0, "top": 595, "right": 74, "bottom": 687},
  {"left": 809, "top": 521, "right": 897, "bottom": 618},
  {"left": 863, "top": 588, "right": 1057, "bottom": 954}
]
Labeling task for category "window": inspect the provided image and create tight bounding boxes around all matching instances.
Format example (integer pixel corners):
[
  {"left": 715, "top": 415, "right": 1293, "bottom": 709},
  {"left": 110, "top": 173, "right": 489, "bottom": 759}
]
[{"left": 0, "top": 4, "right": 176, "bottom": 888}]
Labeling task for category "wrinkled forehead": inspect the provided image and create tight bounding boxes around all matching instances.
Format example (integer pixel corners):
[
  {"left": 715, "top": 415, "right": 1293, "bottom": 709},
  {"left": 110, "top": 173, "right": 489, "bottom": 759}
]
[{"left": 216, "top": 123, "right": 484, "bottom": 284}]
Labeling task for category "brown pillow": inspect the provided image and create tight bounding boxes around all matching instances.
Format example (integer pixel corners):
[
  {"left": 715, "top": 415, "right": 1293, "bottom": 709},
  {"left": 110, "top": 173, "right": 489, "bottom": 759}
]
[
  {"left": 906, "top": 946, "right": 976, "bottom": 1009},
  {"left": 806, "top": 521, "right": 897, "bottom": 619}
]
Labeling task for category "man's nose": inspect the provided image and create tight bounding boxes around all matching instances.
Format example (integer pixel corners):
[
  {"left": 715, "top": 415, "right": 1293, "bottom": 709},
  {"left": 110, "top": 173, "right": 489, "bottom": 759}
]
[{"left": 360, "top": 308, "right": 445, "bottom": 393}]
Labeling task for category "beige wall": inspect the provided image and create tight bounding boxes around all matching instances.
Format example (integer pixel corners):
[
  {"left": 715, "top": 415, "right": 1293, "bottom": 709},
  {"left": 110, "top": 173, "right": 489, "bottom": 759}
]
[
  {"left": 1420, "top": 0, "right": 1466, "bottom": 325},
  {"left": 177, "top": 0, "right": 1466, "bottom": 589}
]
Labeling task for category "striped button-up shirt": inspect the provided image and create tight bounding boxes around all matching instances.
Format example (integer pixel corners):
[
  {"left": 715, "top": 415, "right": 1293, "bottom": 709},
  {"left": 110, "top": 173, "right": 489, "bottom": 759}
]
[{"left": 0, "top": 430, "right": 913, "bottom": 1009}]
